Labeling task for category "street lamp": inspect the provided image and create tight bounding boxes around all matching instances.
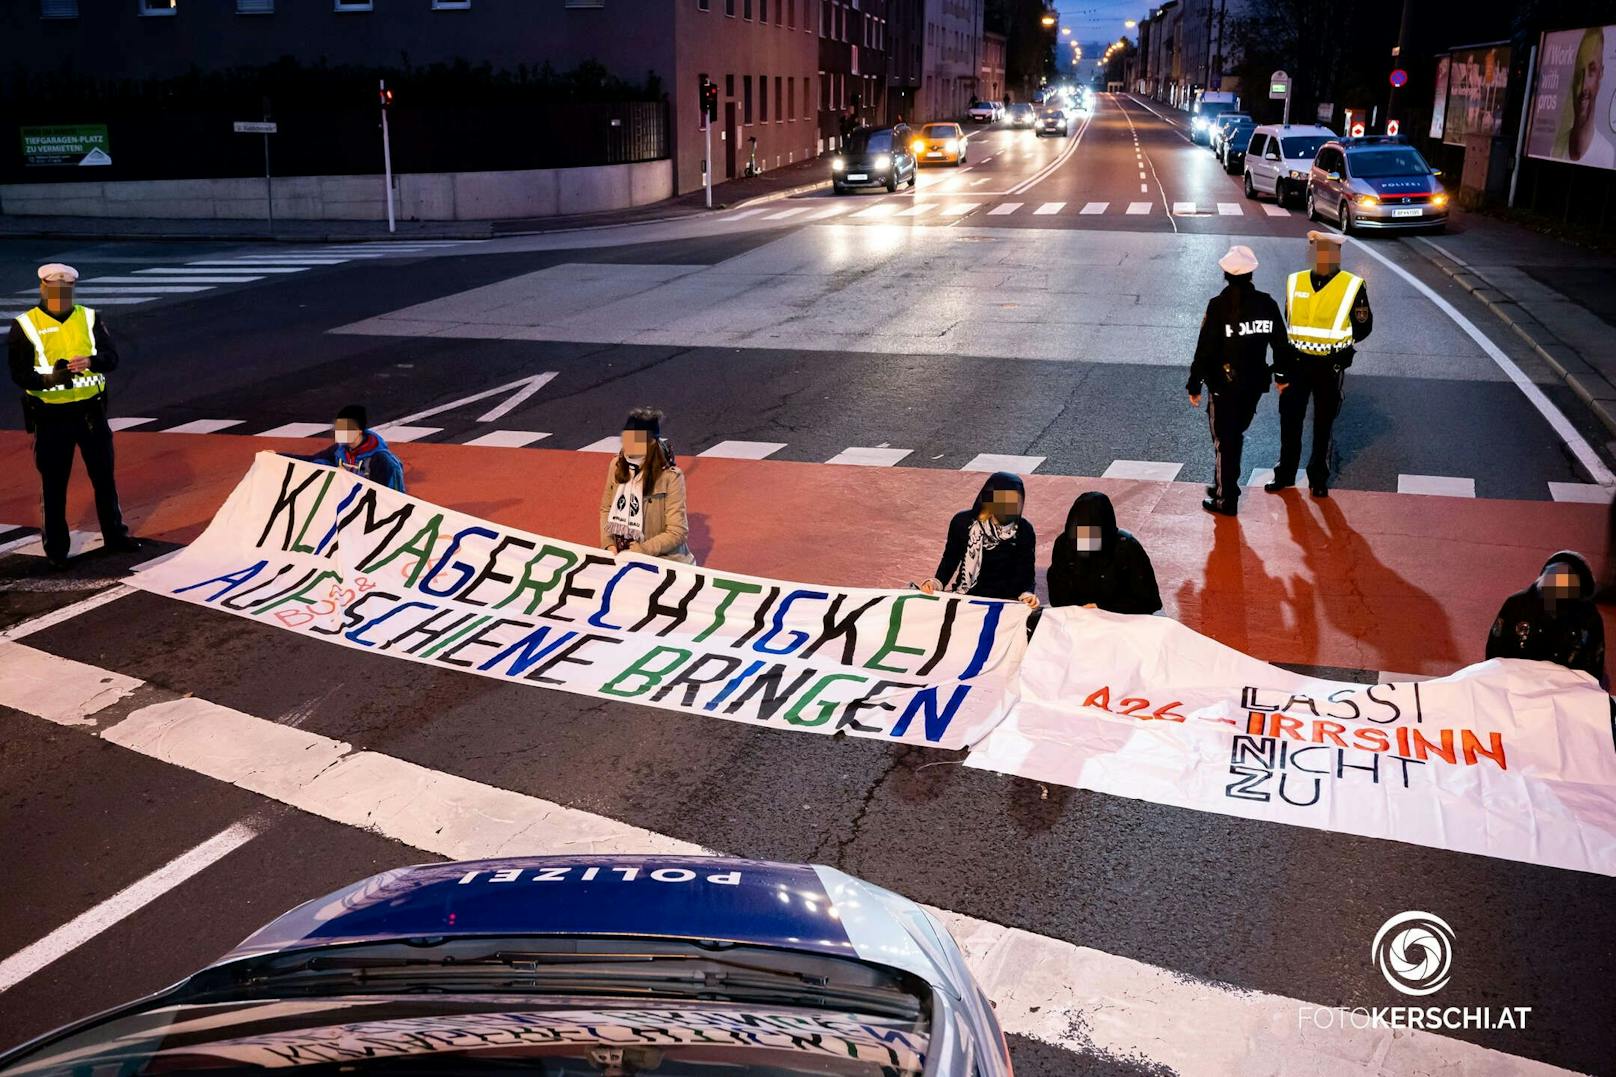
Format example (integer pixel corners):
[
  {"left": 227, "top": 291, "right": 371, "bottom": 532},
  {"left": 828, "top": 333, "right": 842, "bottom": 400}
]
[
  {"left": 1040, "top": 13, "right": 1055, "bottom": 27},
  {"left": 1125, "top": 19, "right": 1136, "bottom": 28},
  {"left": 1062, "top": 26, "right": 1072, "bottom": 35}
]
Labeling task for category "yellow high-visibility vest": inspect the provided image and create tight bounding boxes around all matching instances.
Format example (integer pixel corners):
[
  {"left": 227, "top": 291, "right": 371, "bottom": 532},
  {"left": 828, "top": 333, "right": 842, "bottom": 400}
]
[
  {"left": 1285, "top": 270, "right": 1364, "bottom": 357},
  {"left": 17, "top": 305, "right": 106, "bottom": 405}
]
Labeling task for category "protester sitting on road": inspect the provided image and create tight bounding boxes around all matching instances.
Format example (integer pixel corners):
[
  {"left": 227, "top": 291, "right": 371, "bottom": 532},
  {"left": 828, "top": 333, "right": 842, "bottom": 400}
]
[
  {"left": 1486, "top": 550, "right": 1607, "bottom": 688},
  {"left": 289, "top": 404, "right": 405, "bottom": 492},
  {"left": 1046, "top": 491, "right": 1162, "bottom": 614},
  {"left": 919, "top": 471, "right": 1039, "bottom": 608},
  {"left": 600, "top": 407, "right": 695, "bottom": 564}
]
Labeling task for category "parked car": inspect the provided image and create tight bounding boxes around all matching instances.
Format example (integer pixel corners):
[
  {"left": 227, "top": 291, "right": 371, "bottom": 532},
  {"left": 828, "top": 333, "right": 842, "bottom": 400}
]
[
  {"left": 967, "top": 100, "right": 997, "bottom": 123},
  {"left": 1307, "top": 135, "right": 1449, "bottom": 234},
  {"left": 0, "top": 857, "right": 1015, "bottom": 1077},
  {"left": 914, "top": 122, "right": 968, "bottom": 165},
  {"left": 832, "top": 124, "right": 917, "bottom": 192},
  {"left": 1207, "top": 112, "right": 1251, "bottom": 155},
  {"left": 1036, "top": 107, "right": 1072, "bottom": 137},
  {"left": 1219, "top": 119, "right": 1257, "bottom": 174},
  {"left": 1242, "top": 123, "right": 1336, "bottom": 207},
  {"left": 1008, "top": 102, "right": 1038, "bottom": 128}
]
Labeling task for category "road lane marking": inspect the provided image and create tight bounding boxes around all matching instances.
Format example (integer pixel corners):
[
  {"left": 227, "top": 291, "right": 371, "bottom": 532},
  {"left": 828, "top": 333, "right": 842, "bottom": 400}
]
[
  {"left": 0, "top": 820, "right": 257, "bottom": 993},
  {"left": 1397, "top": 474, "right": 1478, "bottom": 498},
  {"left": 0, "top": 650, "right": 1575, "bottom": 1075},
  {"left": 1126, "top": 202, "right": 1152, "bottom": 214},
  {"left": 1262, "top": 203, "right": 1289, "bottom": 217},
  {"left": 988, "top": 203, "right": 1022, "bottom": 215},
  {"left": 939, "top": 204, "right": 979, "bottom": 216},
  {"left": 171, "top": 265, "right": 308, "bottom": 273},
  {"left": 761, "top": 206, "right": 811, "bottom": 220},
  {"left": 805, "top": 204, "right": 853, "bottom": 219},
  {"left": 373, "top": 425, "right": 443, "bottom": 443},
  {"left": 721, "top": 209, "right": 767, "bottom": 221},
  {"left": 698, "top": 440, "right": 786, "bottom": 460},
  {"left": 1103, "top": 460, "right": 1184, "bottom": 481},
  {"left": 1339, "top": 231, "right": 1616, "bottom": 486},
  {"left": 1549, "top": 481, "right": 1611, "bottom": 503},
  {"left": 1080, "top": 202, "right": 1108, "bottom": 214},
  {"left": 92, "top": 275, "right": 264, "bottom": 284},
  {"left": 1217, "top": 203, "right": 1241, "bottom": 215},
  {"left": 962, "top": 453, "right": 1044, "bottom": 473},
  {"left": 1138, "top": 171, "right": 1146, "bottom": 179},
  {"left": 578, "top": 436, "right": 622, "bottom": 452},
  {"left": 1006, "top": 109, "right": 1095, "bottom": 195},
  {"left": 161, "top": 419, "right": 244, "bottom": 435},
  {"left": 255, "top": 422, "right": 331, "bottom": 439},
  {"left": 0, "top": 640, "right": 141, "bottom": 713},
  {"left": 1172, "top": 201, "right": 1197, "bottom": 215},
  {"left": 1247, "top": 468, "right": 1277, "bottom": 488},
  {"left": 899, "top": 203, "right": 937, "bottom": 216},
  {"left": 1116, "top": 97, "right": 1179, "bottom": 233},
  {"left": 1140, "top": 184, "right": 1149, "bottom": 192},
  {"left": 385, "top": 372, "right": 558, "bottom": 428},
  {"left": 463, "top": 430, "right": 552, "bottom": 448},
  {"left": 54, "top": 285, "right": 213, "bottom": 294},
  {"left": 852, "top": 203, "right": 899, "bottom": 218},
  {"left": 1034, "top": 202, "right": 1065, "bottom": 214},
  {"left": 827, "top": 447, "right": 913, "bottom": 466},
  {"left": 107, "top": 417, "right": 157, "bottom": 431}
]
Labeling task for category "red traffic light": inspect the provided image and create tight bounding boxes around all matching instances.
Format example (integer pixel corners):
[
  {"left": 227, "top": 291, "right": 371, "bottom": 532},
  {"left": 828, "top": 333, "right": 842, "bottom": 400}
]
[{"left": 379, "top": 88, "right": 394, "bottom": 109}]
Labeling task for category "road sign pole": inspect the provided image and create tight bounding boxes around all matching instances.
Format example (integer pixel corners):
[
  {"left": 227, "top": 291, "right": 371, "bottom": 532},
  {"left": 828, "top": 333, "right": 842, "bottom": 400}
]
[
  {"left": 704, "top": 118, "right": 713, "bottom": 210},
  {"left": 380, "top": 78, "right": 396, "bottom": 234},
  {"left": 263, "top": 132, "right": 274, "bottom": 234},
  {"left": 1283, "top": 92, "right": 1291, "bottom": 126}
]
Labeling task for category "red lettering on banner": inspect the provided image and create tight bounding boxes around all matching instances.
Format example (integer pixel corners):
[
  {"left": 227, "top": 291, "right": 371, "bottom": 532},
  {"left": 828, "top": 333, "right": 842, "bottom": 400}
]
[
  {"left": 1410, "top": 728, "right": 1457, "bottom": 765},
  {"left": 1118, "top": 697, "right": 1149, "bottom": 716},
  {"left": 275, "top": 607, "right": 315, "bottom": 628},
  {"left": 1083, "top": 686, "right": 1112, "bottom": 710},
  {"left": 1461, "top": 730, "right": 1507, "bottom": 770}
]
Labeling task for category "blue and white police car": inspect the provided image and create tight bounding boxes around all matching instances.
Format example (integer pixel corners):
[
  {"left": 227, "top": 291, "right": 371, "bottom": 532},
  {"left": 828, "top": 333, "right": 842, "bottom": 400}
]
[{"left": 0, "top": 856, "right": 1012, "bottom": 1076}]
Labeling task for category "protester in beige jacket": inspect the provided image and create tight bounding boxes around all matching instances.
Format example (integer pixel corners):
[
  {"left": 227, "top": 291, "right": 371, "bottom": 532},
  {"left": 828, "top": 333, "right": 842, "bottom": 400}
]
[{"left": 599, "top": 407, "right": 696, "bottom": 565}]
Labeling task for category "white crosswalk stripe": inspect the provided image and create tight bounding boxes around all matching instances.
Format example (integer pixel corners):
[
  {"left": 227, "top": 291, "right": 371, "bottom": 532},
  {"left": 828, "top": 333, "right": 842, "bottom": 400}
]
[
  {"left": 1397, "top": 474, "right": 1477, "bottom": 498},
  {"left": 963, "top": 453, "right": 1044, "bottom": 473},
  {"left": 144, "top": 266, "right": 307, "bottom": 274},
  {"left": 805, "top": 203, "right": 852, "bottom": 219},
  {"left": 853, "top": 203, "right": 899, "bottom": 218},
  {"left": 1217, "top": 202, "right": 1241, "bottom": 215},
  {"left": 462, "top": 430, "right": 551, "bottom": 448},
  {"left": 373, "top": 425, "right": 443, "bottom": 443},
  {"left": 161, "top": 419, "right": 244, "bottom": 435},
  {"left": 1103, "top": 459, "right": 1183, "bottom": 481},
  {"left": 761, "top": 206, "right": 811, "bottom": 220},
  {"left": 1172, "top": 201, "right": 1197, "bottom": 215},
  {"left": 1126, "top": 202, "right": 1152, "bottom": 214},
  {"left": 938, "top": 203, "right": 979, "bottom": 216},
  {"left": 721, "top": 209, "right": 767, "bottom": 221},
  {"left": 1034, "top": 202, "right": 1065, "bottom": 214},
  {"left": 699, "top": 440, "right": 786, "bottom": 460},
  {"left": 1548, "top": 481, "right": 1613, "bottom": 503},
  {"left": 827, "top": 447, "right": 913, "bottom": 467},
  {"left": 989, "top": 203, "right": 1022, "bottom": 215},
  {"left": 899, "top": 203, "right": 937, "bottom": 216},
  {"left": 107, "top": 417, "right": 156, "bottom": 431},
  {"left": 1080, "top": 202, "right": 1108, "bottom": 214},
  {"left": 255, "top": 422, "right": 331, "bottom": 439},
  {"left": 48, "top": 285, "right": 211, "bottom": 294},
  {"left": 1262, "top": 203, "right": 1290, "bottom": 217},
  {"left": 89, "top": 275, "right": 264, "bottom": 284}
]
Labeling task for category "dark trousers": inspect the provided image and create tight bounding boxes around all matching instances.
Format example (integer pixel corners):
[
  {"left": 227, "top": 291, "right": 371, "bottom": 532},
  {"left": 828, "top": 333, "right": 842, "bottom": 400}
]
[
  {"left": 1275, "top": 363, "right": 1346, "bottom": 487},
  {"left": 31, "top": 402, "right": 129, "bottom": 560},
  {"left": 1207, "top": 389, "right": 1261, "bottom": 505}
]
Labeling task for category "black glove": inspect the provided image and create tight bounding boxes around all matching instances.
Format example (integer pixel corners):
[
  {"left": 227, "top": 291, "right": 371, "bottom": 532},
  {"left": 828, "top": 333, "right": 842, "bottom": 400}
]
[{"left": 46, "top": 360, "right": 73, "bottom": 388}]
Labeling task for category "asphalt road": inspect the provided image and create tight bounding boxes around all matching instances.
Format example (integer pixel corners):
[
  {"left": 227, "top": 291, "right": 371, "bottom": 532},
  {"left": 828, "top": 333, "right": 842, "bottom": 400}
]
[{"left": 1, "top": 94, "right": 1613, "bottom": 1076}]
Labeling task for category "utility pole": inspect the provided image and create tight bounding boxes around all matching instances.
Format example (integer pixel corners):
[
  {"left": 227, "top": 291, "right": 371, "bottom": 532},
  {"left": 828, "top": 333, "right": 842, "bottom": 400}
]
[
  {"left": 261, "top": 96, "right": 274, "bottom": 235},
  {"left": 378, "top": 79, "right": 396, "bottom": 234},
  {"left": 1386, "top": 0, "right": 1413, "bottom": 129}
]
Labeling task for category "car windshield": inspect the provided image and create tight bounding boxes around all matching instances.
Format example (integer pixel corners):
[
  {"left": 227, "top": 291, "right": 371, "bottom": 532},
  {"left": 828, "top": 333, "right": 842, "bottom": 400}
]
[
  {"left": 1011, "top": 104, "right": 1033, "bottom": 114},
  {"left": 844, "top": 129, "right": 892, "bottom": 154},
  {"left": 921, "top": 125, "right": 957, "bottom": 138},
  {"left": 1280, "top": 135, "right": 1330, "bottom": 159},
  {"left": 1042, "top": 111, "right": 1064, "bottom": 120},
  {"left": 0, "top": 999, "right": 929, "bottom": 1076},
  {"left": 1348, "top": 147, "right": 1431, "bottom": 177}
]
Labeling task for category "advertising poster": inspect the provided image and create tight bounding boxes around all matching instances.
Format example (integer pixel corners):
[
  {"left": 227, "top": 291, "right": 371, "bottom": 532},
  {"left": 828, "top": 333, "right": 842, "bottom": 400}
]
[
  {"left": 1443, "top": 45, "right": 1511, "bottom": 145},
  {"left": 1526, "top": 24, "right": 1616, "bottom": 170},
  {"left": 1429, "top": 55, "right": 1450, "bottom": 139}
]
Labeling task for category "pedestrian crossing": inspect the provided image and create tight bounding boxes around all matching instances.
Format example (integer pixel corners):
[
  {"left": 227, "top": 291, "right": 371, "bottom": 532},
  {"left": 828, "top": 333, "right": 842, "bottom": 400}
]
[
  {"left": 59, "top": 420, "right": 1609, "bottom": 505},
  {"left": 729, "top": 197, "right": 1305, "bottom": 224},
  {"left": 0, "top": 240, "right": 486, "bottom": 323}
]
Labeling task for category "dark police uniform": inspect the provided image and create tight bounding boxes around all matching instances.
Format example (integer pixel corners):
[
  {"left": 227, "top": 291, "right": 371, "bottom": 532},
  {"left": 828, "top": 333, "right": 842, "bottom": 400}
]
[
  {"left": 1271, "top": 268, "right": 1374, "bottom": 495},
  {"left": 1188, "top": 277, "right": 1289, "bottom": 514},
  {"left": 7, "top": 297, "right": 135, "bottom": 566}
]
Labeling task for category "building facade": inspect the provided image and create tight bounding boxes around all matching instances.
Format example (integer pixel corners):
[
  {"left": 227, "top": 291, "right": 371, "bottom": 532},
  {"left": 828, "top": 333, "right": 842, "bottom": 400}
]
[
  {"left": 919, "top": 0, "right": 985, "bottom": 121},
  {"left": 979, "top": 31, "right": 1006, "bottom": 102}
]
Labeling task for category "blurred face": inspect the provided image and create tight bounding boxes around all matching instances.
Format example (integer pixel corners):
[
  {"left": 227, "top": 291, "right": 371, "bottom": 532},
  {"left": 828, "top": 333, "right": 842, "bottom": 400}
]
[
  {"left": 985, "top": 489, "right": 1022, "bottom": 523},
  {"left": 334, "top": 418, "right": 362, "bottom": 447},
  {"left": 40, "top": 280, "right": 74, "bottom": 313},
  {"left": 621, "top": 429, "right": 651, "bottom": 465},
  {"left": 1574, "top": 37, "right": 1604, "bottom": 129},
  {"left": 1311, "top": 240, "right": 1341, "bottom": 276},
  {"left": 1537, "top": 566, "right": 1579, "bottom": 600},
  {"left": 1071, "top": 523, "right": 1102, "bottom": 552}
]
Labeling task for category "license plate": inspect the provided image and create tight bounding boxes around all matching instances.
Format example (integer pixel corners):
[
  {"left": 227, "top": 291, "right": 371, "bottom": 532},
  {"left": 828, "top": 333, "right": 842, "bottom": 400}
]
[
  {"left": 847, "top": 173, "right": 867, "bottom": 181},
  {"left": 1392, "top": 207, "right": 1423, "bottom": 217},
  {"left": 927, "top": 152, "right": 943, "bottom": 158}
]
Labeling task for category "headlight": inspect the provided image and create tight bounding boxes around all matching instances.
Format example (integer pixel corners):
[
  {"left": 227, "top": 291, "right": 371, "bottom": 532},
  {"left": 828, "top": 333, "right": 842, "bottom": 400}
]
[
  {"left": 911, "top": 139, "right": 925, "bottom": 154},
  {"left": 874, "top": 153, "right": 892, "bottom": 171},
  {"left": 1432, "top": 193, "right": 1449, "bottom": 207},
  {"left": 1358, "top": 194, "right": 1379, "bottom": 207},
  {"left": 832, "top": 157, "right": 845, "bottom": 172},
  {"left": 1288, "top": 169, "right": 1303, "bottom": 178},
  {"left": 944, "top": 140, "right": 959, "bottom": 153},
  {"left": 1192, "top": 117, "right": 1207, "bottom": 129}
]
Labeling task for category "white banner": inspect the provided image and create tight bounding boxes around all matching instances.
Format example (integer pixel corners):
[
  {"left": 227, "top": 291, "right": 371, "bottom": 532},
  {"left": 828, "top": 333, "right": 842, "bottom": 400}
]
[
  {"left": 131, "top": 454, "right": 1028, "bottom": 749},
  {"left": 968, "top": 607, "right": 1616, "bottom": 876}
]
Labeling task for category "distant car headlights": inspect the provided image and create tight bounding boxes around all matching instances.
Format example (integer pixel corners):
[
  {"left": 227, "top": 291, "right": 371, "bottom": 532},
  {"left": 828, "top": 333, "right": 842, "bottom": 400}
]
[
  {"left": 874, "top": 153, "right": 892, "bottom": 171},
  {"left": 832, "top": 157, "right": 845, "bottom": 172}
]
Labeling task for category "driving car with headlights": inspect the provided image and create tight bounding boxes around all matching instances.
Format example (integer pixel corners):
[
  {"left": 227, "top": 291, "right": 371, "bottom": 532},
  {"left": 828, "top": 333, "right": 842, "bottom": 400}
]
[
  {"left": 1242, "top": 123, "right": 1335, "bottom": 207},
  {"left": 1189, "top": 91, "right": 1239, "bottom": 144},
  {"left": 1036, "top": 107, "right": 1072, "bottom": 137},
  {"left": 914, "top": 122, "right": 968, "bottom": 165},
  {"left": 832, "top": 124, "right": 917, "bottom": 193},
  {"left": 0, "top": 856, "right": 1014, "bottom": 1077},
  {"left": 1008, "top": 101, "right": 1037, "bottom": 128},
  {"left": 1307, "top": 135, "right": 1449, "bottom": 233},
  {"left": 967, "top": 99, "right": 997, "bottom": 123}
]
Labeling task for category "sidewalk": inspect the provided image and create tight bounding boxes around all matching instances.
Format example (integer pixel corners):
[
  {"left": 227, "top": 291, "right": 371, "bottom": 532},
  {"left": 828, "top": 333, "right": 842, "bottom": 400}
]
[
  {"left": 0, "top": 157, "right": 830, "bottom": 244},
  {"left": 1406, "top": 212, "right": 1616, "bottom": 435}
]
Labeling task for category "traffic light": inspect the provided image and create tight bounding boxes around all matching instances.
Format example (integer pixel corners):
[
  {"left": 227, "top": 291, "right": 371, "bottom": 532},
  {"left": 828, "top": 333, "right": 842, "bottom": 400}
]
[
  {"left": 379, "top": 87, "right": 394, "bottom": 110},
  {"left": 699, "top": 76, "right": 718, "bottom": 123}
]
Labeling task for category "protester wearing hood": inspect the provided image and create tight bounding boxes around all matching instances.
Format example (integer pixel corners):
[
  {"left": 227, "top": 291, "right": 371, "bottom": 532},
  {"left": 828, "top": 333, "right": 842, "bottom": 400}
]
[
  {"left": 1187, "top": 245, "right": 1288, "bottom": 517},
  {"left": 919, "top": 472, "right": 1038, "bottom": 607},
  {"left": 290, "top": 404, "right": 405, "bottom": 492},
  {"left": 599, "top": 407, "right": 695, "bottom": 564},
  {"left": 1486, "top": 551, "right": 1607, "bottom": 688},
  {"left": 1046, "top": 491, "right": 1161, "bottom": 614}
]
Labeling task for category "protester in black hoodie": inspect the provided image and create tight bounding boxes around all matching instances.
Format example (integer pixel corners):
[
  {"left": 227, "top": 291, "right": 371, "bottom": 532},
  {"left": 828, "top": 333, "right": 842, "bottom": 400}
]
[
  {"left": 1046, "top": 491, "right": 1162, "bottom": 614},
  {"left": 1486, "top": 550, "right": 1607, "bottom": 688},
  {"left": 920, "top": 471, "right": 1039, "bottom": 607}
]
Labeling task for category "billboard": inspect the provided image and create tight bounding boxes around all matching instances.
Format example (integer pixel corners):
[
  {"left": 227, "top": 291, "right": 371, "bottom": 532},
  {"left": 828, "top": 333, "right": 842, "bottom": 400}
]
[
  {"left": 19, "top": 124, "right": 110, "bottom": 167},
  {"left": 1429, "top": 56, "right": 1450, "bottom": 139},
  {"left": 1443, "top": 45, "right": 1511, "bottom": 146},
  {"left": 1526, "top": 25, "right": 1616, "bottom": 170}
]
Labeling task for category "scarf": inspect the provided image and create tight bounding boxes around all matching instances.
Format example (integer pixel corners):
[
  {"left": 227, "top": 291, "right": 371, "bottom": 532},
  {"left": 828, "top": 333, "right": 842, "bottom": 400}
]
[
  {"left": 606, "top": 461, "right": 647, "bottom": 543},
  {"left": 948, "top": 515, "right": 1018, "bottom": 594}
]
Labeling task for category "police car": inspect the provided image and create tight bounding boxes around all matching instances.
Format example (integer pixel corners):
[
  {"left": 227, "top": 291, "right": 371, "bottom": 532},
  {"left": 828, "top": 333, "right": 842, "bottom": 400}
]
[
  {"left": 0, "top": 856, "right": 1012, "bottom": 1077},
  {"left": 1306, "top": 135, "right": 1449, "bottom": 234}
]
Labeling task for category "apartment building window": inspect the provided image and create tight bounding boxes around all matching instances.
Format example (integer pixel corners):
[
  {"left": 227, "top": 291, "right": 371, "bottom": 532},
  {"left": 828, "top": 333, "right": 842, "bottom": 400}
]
[
  {"left": 759, "top": 0, "right": 767, "bottom": 22},
  {"left": 802, "top": 76, "right": 810, "bottom": 119},
  {"left": 138, "top": 0, "right": 176, "bottom": 14},
  {"left": 334, "top": 0, "right": 372, "bottom": 9},
  {"left": 786, "top": 0, "right": 793, "bottom": 28},
  {"left": 775, "top": 77, "right": 783, "bottom": 120},
  {"left": 41, "top": 0, "right": 78, "bottom": 15},
  {"left": 787, "top": 77, "right": 795, "bottom": 120},
  {"left": 743, "top": 75, "right": 753, "bottom": 124},
  {"left": 759, "top": 75, "right": 768, "bottom": 121},
  {"left": 725, "top": 0, "right": 734, "bottom": 13},
  {"left": 236, "top": 0, "right": 273, "bottom": 12},
  {"left": 726, "top": 74, "right": 735, "bottom": 96},
  {"left": 743, "top": 0, "right": 750, "bottom": 18},
  {"left": 698, "top": 0, "right": 709, "bottom": 8}
]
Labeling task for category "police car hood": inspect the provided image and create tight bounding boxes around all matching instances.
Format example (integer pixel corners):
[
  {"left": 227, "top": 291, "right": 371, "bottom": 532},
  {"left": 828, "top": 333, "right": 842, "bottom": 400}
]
[
  {"left": 1358, "top": 173, "right": 1440, "bottom": 197},
  {"left": 215, "top": 856, "right": 972, "bottom": 1000}
]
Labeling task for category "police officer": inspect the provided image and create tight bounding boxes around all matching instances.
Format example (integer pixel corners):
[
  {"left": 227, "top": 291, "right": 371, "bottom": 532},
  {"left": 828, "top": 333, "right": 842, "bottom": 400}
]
[
  {"left": 7, "top": 263, "right": 139, "bottom": 570},
  {"left": 1187, "top": 245, "right": 1289, "bottom": 517},
  {"left": 1267, "top": 230, "right": 1373, "bottom": 497}
]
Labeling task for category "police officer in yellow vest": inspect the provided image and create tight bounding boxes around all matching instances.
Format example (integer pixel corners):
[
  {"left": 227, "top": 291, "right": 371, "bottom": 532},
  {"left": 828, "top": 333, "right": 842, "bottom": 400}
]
[
  {"left": 1265, "top": 230, "right": 1373, "bottom": 498},
  {"left": 7, "top": 263, "right": 139, "bottom": 569}
]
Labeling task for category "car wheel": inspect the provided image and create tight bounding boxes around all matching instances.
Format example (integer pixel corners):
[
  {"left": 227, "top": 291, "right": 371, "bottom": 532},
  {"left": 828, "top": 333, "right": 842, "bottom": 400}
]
[
  {"left": 1243, "top": 171, "right": 1256, "bottom": 200},
  {"left": 1339, "top": 201, "right": 1353, "bottom": 234},
  {"left": 832, "top": 184, "right": 845, "bottom": 196},
  {"left": 886, "top": 175, "right": 898, "bottom": 193}
]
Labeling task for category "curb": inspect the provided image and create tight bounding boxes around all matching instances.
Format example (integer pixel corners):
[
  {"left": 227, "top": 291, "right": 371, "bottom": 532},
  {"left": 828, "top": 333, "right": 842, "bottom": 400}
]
[
  {"left": 0, "top": 223, "right": 495, "bottom": 243},
  {"left": 1404, "top": 236, "right": 1616, "bottom": 437}
]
